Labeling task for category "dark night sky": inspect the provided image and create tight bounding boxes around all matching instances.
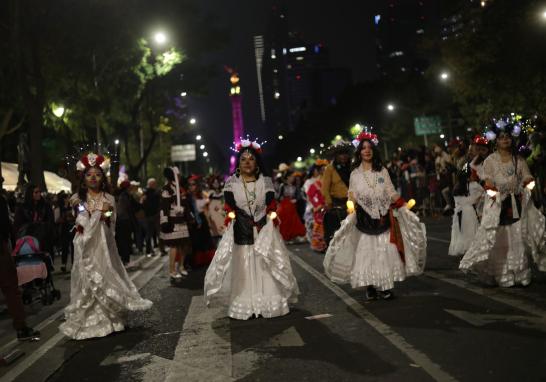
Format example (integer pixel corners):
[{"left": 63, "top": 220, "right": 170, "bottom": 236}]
[{"left": 191, "top": 0, "right": 378, "bottom": 162}]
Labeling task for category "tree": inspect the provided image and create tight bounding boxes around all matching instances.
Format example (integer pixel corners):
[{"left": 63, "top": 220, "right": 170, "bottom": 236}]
[{"left": 441, "top": 0, "right": 546, "bottom": 125}]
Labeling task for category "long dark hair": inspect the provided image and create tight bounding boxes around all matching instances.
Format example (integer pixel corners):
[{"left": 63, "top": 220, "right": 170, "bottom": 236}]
[
  {"left": 235, "top": 147, "right": 270, "bottom": 177},
  {"left": 351, "top": 139, "right": 383, "bottom": 172},
  {"left": 23, "top": 183, "right": 44, "bottom": 211},
  {"left": 77, "top": 166, "right": 110, "bottom": 202}
]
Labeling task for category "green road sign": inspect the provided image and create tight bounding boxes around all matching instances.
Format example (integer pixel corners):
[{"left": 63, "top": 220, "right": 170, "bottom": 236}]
[{"left": 414, "top": 116, "right": 442, "bottom": 136}]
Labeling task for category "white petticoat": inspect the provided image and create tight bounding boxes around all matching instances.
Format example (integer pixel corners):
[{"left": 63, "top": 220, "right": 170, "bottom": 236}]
[
  {"left": 324, "top": 208, "right": 427, "bottom": 291},
  {"left": 204, "top": 220, "right": 299, "bottom": 320},
  {"left": 460, "top": 189, "right": 546, "bottom": 286},
  {"left": 60, "top": 207, "right": 152, "bottom": 340},
  {"left": 449, "top": 202, "right": 479, "bottom": 256}
]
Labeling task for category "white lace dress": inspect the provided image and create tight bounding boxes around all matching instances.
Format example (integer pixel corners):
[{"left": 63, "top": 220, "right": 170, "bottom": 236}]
[
  {"left": 460, "top": 153, "right": 546, "bottom": 286},
  {"left": 324, "top": 167, "right": 427, "bottom": 291},
  {"left": 204, "top": 175, "right": 299, "bottom": 319},
  {"left": 60, "top": 192, "right": 152, "bottom": 340},
  {"left": 449, "top": 181, "right": 483, "bottom": 256}
]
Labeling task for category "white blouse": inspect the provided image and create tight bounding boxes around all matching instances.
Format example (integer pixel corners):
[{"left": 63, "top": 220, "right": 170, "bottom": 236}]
[
  {"left": 482, "top": 152, "right": 533, "bottom": 197},
  {"left": 223, "top": 175, "right": 274, "bottom": 221},
  {"left": 349, "top": 166, "right": 398, "bottom": 219}
]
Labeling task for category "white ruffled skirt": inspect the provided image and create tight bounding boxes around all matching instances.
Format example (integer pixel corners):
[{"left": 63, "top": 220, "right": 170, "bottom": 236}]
[
  {"left": 60, "top": 211, "right": 152, "bottom": 340},
  {"left": 449, "top": 201, "right": 479, "bottom": 256},
  {"left": 204, "top": 220, "right": 299, "bottom": 320},
  {"left": 324, "top": 208, "right": 427, "bottom": 291},
  {"left": 460, "top": 190, "right": 546, "bottom": 287}
]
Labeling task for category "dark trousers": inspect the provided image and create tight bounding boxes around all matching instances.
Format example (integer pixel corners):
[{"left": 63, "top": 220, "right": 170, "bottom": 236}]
[
  {"left": 0, "top": 241, "right": 26, "bottom": 330},
  {"left": 60, "top": 226, "right": 75, "bottom": 266},
  {"left": 144, "top": 214, "right": 159, "bottom": 254},
  {"left": 116, "top": 219, "right": 132, "bottom": 264},
  {"left": 324, "top": 198, "right": 348, "bottom": 246}
]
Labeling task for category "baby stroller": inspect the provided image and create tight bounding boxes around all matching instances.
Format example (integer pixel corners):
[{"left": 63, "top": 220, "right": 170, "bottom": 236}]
[{"left": 12, "top": 236, "right": 61, "bottom": 305}]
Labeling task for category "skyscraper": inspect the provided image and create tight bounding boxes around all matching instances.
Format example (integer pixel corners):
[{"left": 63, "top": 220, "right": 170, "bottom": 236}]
[
  {"left": 374, "top": 0, "right": 440, "bottom": 77},
  {"left": 254, "top": 5, "right": 352, "bottom": 139}
]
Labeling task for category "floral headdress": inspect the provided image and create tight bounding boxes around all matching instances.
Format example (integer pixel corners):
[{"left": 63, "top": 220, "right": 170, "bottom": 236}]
[
  {"left": 315, "top": 159, "right": 329, "bottom": 166},
  {"left": 484, "top": 114, "right": 525, "bottom": 142},
  {"left": 230, "top": 135, "right": 267, "bottom": 154},
  {"left": 472, "top": 134, "right": 489, "bottom": 146},
  {"left": 76, "top": 152, "right": 110, "bottom": 172},
  {"left": 352, "top": 126, "right": 379, "bottom": 147}
]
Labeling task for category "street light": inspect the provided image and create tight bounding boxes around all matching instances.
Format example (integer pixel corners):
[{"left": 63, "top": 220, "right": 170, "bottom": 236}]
[
  {"left": 310, "top": 148, "right": 316, "bottom": 154},
  {"left": 154, "top": 31, "right": 167, "bottom": 45},
  {"left": 542, "top": 10, "right": 546, "bottom": 20},
  {"left": 278, "top": 135, "right": 284, "bottom": 140},
  {"left": 52, "top": 105, "right": 65, "bottom": 118},
  {"left": 203, "top": 152, "right": 209, "bottom": 157},
  {"left": 200, "top": 144, "right": 205, "bottom": 150},
  {"left": 181, "top": 91, "right": 188, "bottom": 97},
  {"left": 190, "top": 117, "right": 197, "bottom": 125},
  {"left": 114, "top": 139, "right": 120, "bottom": 145},
  {"left": 440, "top": 71, "right": 449, "bottom": 81},
  {"left": 196, "top": 135, "right": 202, "bottom": 141},
  {"left": 297, "top": 156, "right": 302, "bottom": 162},
  {"left": 386, "top": 103, "right": 395, "bottom": 112}
]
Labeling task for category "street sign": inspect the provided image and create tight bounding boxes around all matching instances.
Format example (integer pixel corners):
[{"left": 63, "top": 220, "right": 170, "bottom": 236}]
[
  {"left": 171, "top": 144, "right": 196, "bottom": 162},
  {"left": 414, "top": 116, "right": 442, "bottom": 136}
]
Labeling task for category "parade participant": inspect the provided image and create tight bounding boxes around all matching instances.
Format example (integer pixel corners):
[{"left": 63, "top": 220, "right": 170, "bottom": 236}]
[
  {"left": 321, "top": 140, "right": 353, "bottom": 246},
  {"left": 206, "top": 175, "right": 226, "bottom": 243},
  {"left": 448, "top": 135, "right": 490, "bottom": 256},
  {"left": 460, "top": 117, "right": 546, "bottom": 286},
  {"left": 54, "top": 191, "right": 75, "bottom": 272},
  {"left": 433, "top": 143, "right": 455, "bottom": 215},
  {"left": 324, "top": 131, "right": 427, "bottom": 300},
  {"left": 142, "top": 178, "right": 161, "bottom": 257},
  {"left": 205, "top": 138, "right": 299, "bottom": 320},
  {"left": 160, "top": 167, "right": 194, "bottom": 279},
  {"left": 60, "top": 153, "right": 152, "bottom": 340},
  {"left": 303, "top": 160, "right": 328, "bottom": 245},
  {"left": 306, "top": 160, "right": 328, "bottom": 252},
  {"left": 277, "top": 170, "right": 307, "bottom": 243},
  {"left": 188, "top": 175, "right": 215, "bottom": 267}
]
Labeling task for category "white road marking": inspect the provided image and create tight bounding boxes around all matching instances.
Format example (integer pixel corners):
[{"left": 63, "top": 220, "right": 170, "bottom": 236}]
[
  {"left": 427, "top": 236, "right": 451, "bottom": 244},
  {"left": 445, "top": 309, "right": 546, "bottom": 333},
  {"left": 0, "top": 256, "right": 167, "bottom": 382},
  {"left": 304, "top": 313, "right": 333, "bottom": 320},
  {"left": 165, "top": 296, "right": 234, "bottom": 382},
  {"left": 290, "top": 254, "right": 459, "bottom": 382},
  {"left": 427, "top": 271, "right": 546, "bottom": 318}
]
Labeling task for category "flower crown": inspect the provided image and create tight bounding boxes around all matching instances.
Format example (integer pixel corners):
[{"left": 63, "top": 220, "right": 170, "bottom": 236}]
[
  {"left": 76, "top": 152, "right": 110, "bottom": 172},
  {"left": 484, "top": 114, "right": 524, "bottom": 142},
  {"left": 472, "top": 134, "right": 489, "bottom": 146},
  {"left": 315, "top": 159, "right": 329, "bottom": 166},
  {"left": 230, "top": 136, "right": 267, "bottom": 154},
  {"left": 352, "top": 128, "right": 379, "bottom": 147}
]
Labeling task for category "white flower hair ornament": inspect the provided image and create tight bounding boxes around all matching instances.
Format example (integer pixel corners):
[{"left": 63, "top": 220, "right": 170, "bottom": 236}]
[
  {"left": 485, "top": 114, "right": 525, "bottom": 141},
  {"left": 230, "top": 136, "right": 267, "bottom": 154},
  {"left": 76, "top": 152, "right": 110, "bottom": 172},
  {"left": 352, "top": 129, "right": 379, "bottom": 148}
]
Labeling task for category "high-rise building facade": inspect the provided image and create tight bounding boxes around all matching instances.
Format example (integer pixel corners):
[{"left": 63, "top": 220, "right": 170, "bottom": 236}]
[
  {"left": 374, "top": 0, "right": 440, "bottom": 77},
  {"left": 254, "top": 5, "right": 352, "bottom": 138}
]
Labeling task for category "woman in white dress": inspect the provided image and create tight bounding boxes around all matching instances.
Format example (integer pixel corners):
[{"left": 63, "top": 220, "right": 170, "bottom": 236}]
[
  {"left": 460, "top": 119, "right": 546, "bottom": 286},
  {"left": 204, "top": 139, "right": 299, "bottom": 319},
  {"left": 448, "top": 136, "right": 490, "bottom": 256},
  {"left": 60, "top": 153, "right": 152, "bottom": 340},
  {"left": 324, "top": 132, "right": 427, "bottom": 300}
]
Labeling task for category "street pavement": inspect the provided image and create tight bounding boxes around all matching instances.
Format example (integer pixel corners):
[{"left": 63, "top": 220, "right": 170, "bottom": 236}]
[{"left": 1, "top": 216, "right": 545, "bottom": 382}]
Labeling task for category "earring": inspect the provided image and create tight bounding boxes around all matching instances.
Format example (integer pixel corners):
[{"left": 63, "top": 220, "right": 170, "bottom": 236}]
[
  {"left": 236, "top": 168, "right": 241, "bottom": 175},
  {"left": 255, "top": 166, "right": 260, "bottom": 174}
]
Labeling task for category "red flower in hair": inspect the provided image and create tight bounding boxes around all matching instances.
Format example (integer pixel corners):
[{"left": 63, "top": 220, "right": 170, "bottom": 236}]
[
  {"left": 473, "top": 135, "right": 488, "bottom": 146},
  {"left": 356, "top": 132, "right": 379, "bottom": 146}
]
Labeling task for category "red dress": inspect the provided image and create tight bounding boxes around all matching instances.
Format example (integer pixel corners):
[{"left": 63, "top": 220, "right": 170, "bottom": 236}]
[{"left": 277, "top": 184, "right": 306, "bottom": 241}]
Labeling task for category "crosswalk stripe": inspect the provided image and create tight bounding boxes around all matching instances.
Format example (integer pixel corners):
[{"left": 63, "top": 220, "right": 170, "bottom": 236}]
[
  {"left": 0, "top": 255, "right": 166, "bottom": 382},
  {"left": 165, "top": 296, "right": 234, "bottom": 382},
  {"left": 290, "top": 253, "right": 459, "bottom": 382}
]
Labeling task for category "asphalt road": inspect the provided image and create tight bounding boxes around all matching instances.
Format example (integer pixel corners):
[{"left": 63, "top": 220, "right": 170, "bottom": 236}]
[{"left": 1, "top": 216, "right": 545, "bottom": 382}]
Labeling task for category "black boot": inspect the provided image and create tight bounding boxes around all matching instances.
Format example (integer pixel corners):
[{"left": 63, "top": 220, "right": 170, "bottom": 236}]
[
  {"left": 17, "top": 327, "right": 40, "bottom": 341},
  {"left": 366, "top": 286, "right": 378, "bottom": 300},
  {"left": 378, "top": 290, "right": 394, "bottom": 300}
]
